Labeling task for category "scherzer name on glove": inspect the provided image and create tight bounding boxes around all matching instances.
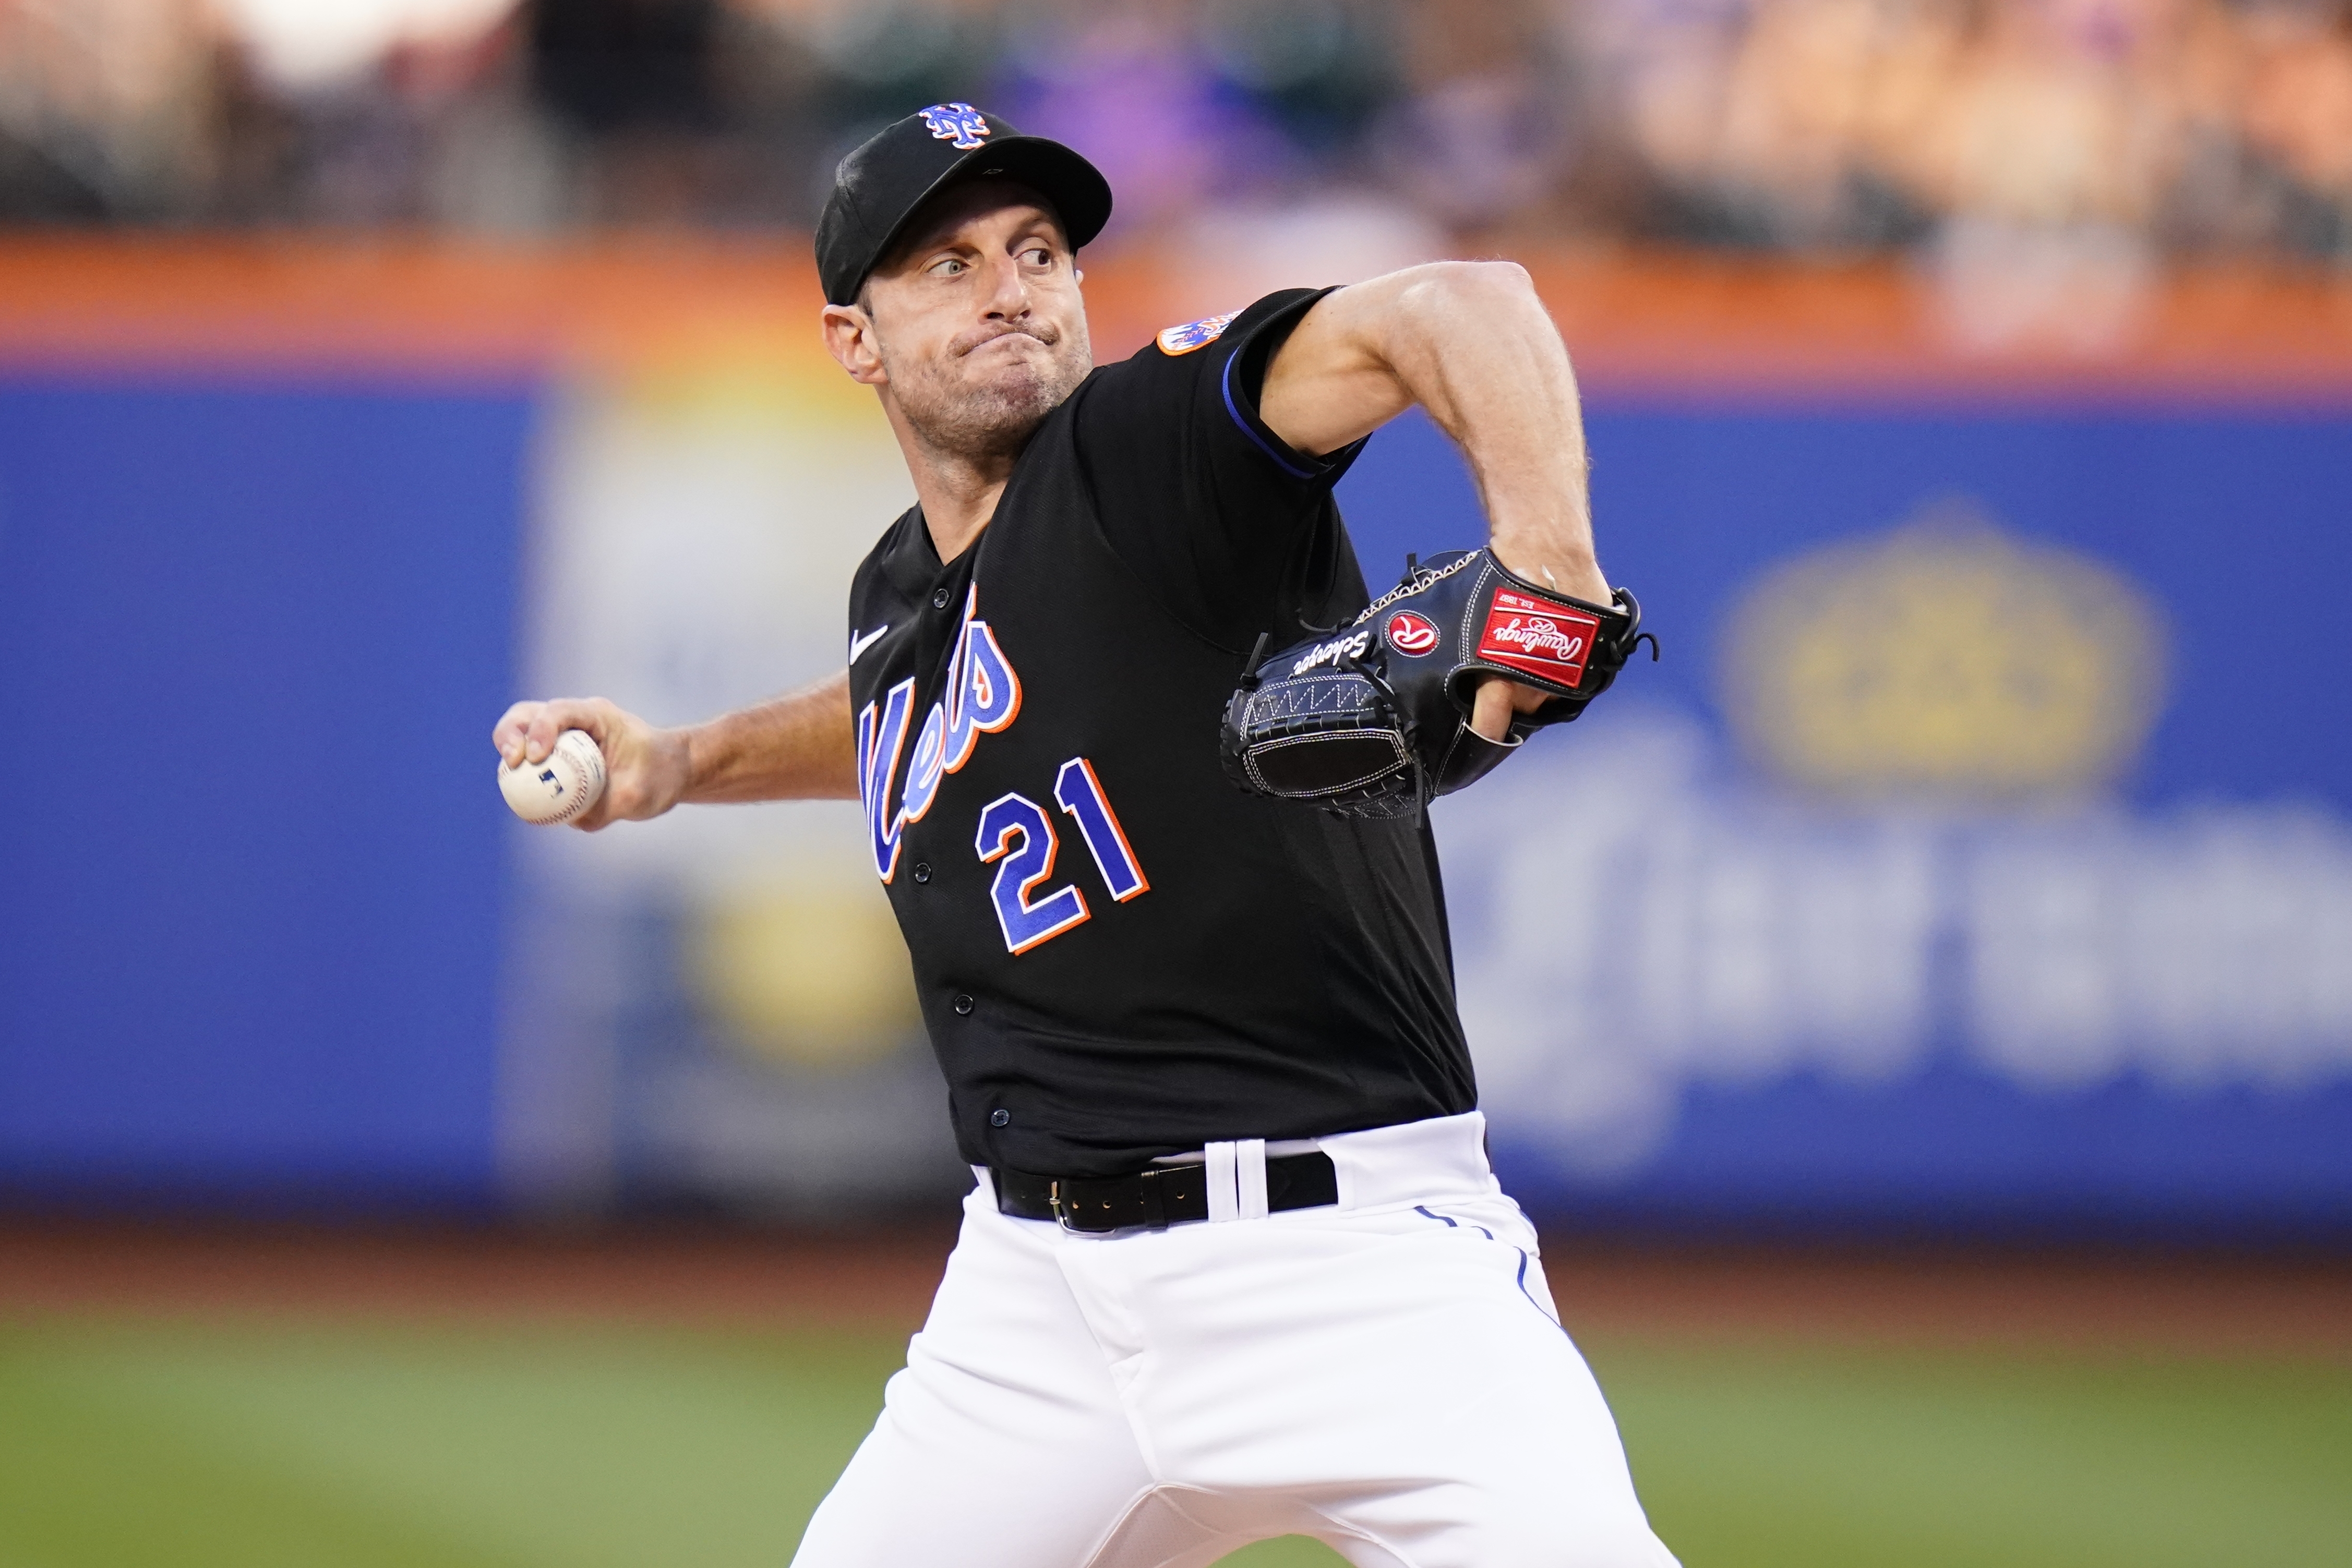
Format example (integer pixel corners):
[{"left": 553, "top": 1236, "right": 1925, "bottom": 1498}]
[{"left": 1219, "top": 549, "right": 1657, "bottom": 818}]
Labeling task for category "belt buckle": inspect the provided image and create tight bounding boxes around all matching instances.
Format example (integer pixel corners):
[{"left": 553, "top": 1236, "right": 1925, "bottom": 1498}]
[{"left": 1046, "top": 1172, "right": 1173, "bottom": 1233}]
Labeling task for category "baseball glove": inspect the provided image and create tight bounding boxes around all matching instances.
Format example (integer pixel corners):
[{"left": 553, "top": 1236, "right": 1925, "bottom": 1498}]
[{"left": 1219, "top": 548, "right": 1656, "bottom": 818}]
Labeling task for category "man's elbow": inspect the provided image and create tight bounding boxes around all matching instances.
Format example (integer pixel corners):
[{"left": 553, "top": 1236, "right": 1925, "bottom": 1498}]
[{"left": 1394, "top": 259, "right": 1542, "bottom": 326}]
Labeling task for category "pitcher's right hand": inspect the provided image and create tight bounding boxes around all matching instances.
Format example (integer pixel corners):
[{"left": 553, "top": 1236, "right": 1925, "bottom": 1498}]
[{"left": 493, "top": 696, "right": 689, "bottom": 831}]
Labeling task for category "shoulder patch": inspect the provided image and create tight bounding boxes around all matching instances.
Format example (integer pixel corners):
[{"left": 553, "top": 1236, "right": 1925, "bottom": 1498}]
[{"left": 1156, "top": 311, "right": 1239, "bottom": 356}]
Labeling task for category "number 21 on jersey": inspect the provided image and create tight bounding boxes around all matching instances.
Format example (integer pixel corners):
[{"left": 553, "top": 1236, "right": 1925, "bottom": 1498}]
[{"left": 974, "top": 757, "right": 1149, "bottom": 955}]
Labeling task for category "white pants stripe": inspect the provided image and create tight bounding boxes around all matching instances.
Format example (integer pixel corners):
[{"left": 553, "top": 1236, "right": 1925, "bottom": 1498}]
[{"left": 789, "top": 1112, "right": 1678, "bottom": 1568}]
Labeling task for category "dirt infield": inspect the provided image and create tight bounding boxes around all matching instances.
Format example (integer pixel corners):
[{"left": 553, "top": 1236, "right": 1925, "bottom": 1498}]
[{"left": 1, "top": 1219, "right": 2344, "bottom": 1360}]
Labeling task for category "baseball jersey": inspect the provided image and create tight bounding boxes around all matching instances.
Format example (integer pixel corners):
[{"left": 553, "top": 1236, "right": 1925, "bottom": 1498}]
[{"left": 845, "top": 288, "right": 1475, "bottom": 1177}]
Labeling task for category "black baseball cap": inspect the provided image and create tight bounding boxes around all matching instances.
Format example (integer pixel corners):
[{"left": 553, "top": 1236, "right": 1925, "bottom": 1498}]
[{"left": 815, "top": 103, "right": 1114, "bottom": 307}]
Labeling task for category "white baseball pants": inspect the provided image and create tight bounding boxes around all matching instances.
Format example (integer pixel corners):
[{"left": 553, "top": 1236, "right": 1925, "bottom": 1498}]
[{"left": 789, "top": 1112, "right": 1678, "bottom": 1568}]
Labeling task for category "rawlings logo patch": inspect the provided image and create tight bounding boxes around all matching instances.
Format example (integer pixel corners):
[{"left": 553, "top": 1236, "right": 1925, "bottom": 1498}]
[
  {"left": 1477, "top": 589, "right": 1600, "bottom": 687},
  {"left": 1385, "top": 610, "right": 1440, "bottom": 656},
  {"left": 1157, "top": 311, "right": 1239, "bottom": 356},
  {"left": 919, "top": 102, "right": 991, "bottom": 150}
]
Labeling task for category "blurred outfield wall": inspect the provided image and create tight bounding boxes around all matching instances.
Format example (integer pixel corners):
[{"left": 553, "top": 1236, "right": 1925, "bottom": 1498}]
[{"left": 0, "top": 238, "right": 2347, "bottom": 1236}]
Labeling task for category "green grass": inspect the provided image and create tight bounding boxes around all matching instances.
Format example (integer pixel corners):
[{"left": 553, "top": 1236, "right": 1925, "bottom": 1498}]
[
  {"left": 1591, "top": 1340, "right": 2352, "bottom": 1568},
  {"left": 0, "top": 1318, "right": 2343, "bottom": 1568}
]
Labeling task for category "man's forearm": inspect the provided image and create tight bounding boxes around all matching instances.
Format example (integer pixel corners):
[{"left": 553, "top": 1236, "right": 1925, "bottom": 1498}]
[
  {"left": 1259, "top": 261, "right": 1605, "bottom": 604},
  {"left": 1379, "top": 264, "right": 1601, "bottom": 601},
  {"left": 679, "top": 669, "right": 858, "bottom": 803}
]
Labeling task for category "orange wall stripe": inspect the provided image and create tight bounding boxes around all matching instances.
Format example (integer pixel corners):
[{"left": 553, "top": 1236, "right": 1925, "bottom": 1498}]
[{"left": 0, "top": 236, "right": 2348, "bottom": 403}]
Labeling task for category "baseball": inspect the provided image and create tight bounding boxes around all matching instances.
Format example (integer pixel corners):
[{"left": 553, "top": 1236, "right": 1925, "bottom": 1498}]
[{"left": 498, "top": 728, "right": 607, "bottom": 825}]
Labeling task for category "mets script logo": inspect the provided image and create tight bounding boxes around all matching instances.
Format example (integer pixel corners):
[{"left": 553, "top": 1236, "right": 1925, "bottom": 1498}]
[
  {"left": 1157, "top": 311, "right": 1239, "bottom": 356},
  {"left": 858, "top": 585, "right": 1022, "bottom": 883},
  {"left": 1384, "top": 610, "right": 1440, "bottom": 656},
  {"left": 919, "top": 103, "right": 991, "bottom": 150}
]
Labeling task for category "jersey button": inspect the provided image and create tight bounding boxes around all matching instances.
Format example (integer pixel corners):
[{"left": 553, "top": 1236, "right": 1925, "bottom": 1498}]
[
  {"left": 990, "top": 1108, "right": 1010, "bottom": 1127},
  {"left": 912, "top": 862, "right": 932, "bottom": 884},
  {"left": 932, "top": 587, "right": 952, "bottom": 610},
  {"left": 952, "top": 993, "right": 975, "bottom": 1016}
]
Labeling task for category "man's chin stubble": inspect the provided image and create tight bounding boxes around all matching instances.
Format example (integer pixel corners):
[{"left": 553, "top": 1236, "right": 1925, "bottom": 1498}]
[{"left": 908, "top": 359, "right": 1085, "bottom": 463}]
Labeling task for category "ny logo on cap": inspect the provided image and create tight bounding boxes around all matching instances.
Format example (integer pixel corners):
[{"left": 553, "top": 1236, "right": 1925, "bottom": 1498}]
[{"left": 919, "top": 102, "right": 991, "bottom": 151}]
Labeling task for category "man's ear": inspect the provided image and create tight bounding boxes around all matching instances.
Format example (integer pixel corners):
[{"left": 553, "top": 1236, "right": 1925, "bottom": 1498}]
[{"left": 821, "top": 302, "right": 887, "bottom": 386}]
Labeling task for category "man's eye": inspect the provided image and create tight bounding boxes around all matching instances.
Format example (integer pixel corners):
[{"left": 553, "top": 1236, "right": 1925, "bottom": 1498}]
[{"left": 931, "top": 258, "right": 966, "bottom": 276}]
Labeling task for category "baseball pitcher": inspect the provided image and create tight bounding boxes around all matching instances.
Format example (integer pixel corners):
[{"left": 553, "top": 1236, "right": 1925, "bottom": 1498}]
[{"left": 494, "top": 102, "right": 1672, "bottom": 1568}]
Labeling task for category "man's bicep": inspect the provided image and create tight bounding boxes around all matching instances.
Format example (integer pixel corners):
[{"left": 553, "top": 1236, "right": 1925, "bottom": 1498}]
[{"left": 1256, "top": 278, "right": 1419, "bottom": 459}]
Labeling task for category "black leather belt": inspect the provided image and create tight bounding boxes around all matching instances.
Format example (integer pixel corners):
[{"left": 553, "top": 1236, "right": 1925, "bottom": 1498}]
[{"left": 993, "top": 1152, "right": 1339, "bottom": 1233}]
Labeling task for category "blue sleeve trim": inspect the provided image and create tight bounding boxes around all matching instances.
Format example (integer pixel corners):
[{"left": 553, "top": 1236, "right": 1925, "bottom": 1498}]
[{"left": 1221, "top": 348, "right": 1317, "bottom": 481}]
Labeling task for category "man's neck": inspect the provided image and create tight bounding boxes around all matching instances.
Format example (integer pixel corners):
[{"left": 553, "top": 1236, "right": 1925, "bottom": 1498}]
[
  {"left": 909, "top": 448, "right": 1014, "bottom": 564},
  {"left": 881, "top": 402, "right": 1024, "bottom": 563}
]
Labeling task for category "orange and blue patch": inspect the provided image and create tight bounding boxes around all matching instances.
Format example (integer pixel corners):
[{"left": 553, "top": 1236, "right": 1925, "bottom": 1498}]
[{"left": 1157, "top": 311, "right": 1238, "bottom": 356}]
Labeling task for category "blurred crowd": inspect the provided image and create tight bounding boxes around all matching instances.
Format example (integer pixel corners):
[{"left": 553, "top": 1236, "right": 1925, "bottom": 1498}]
[{"left": 1, "top": 0, "right": 2348, "bottom": 261}]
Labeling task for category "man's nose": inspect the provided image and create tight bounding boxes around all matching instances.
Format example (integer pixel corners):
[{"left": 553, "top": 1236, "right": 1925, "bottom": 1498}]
[{"left": 980, "top": 253, "right": 1033, "bottom": 318}]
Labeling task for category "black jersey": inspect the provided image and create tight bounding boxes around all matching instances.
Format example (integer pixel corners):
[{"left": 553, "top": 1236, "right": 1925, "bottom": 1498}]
[{"left": 845, "top": 289, "right": 1474, "bottom": 1177}]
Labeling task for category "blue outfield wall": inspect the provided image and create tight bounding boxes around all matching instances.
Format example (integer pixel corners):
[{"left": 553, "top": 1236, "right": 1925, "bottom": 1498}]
[
  {"left": 1341, "top": 405, "right": 2352, "bottom": 811},
  {"left": 0, "top": 369, "right": 2346, "bottom": 1237},
  {"left": 1340, "top": 404, "right": 2352, "bottom": 1239},
  {"left": 0, "top": 380, "right": 532, "bottom": 1209}
]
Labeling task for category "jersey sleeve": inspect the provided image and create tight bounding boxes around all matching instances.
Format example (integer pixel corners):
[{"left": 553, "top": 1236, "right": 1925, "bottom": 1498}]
[{"left": 1071, "top": 287, "right": 1370, "bottom": 650}]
